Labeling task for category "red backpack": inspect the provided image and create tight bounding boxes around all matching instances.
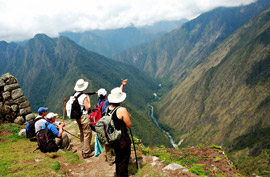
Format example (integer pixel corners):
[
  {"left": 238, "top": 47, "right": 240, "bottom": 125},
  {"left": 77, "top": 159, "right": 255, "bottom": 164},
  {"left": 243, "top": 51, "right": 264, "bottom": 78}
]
[{"left": 89, "top": 100, "right": 106, "bottom": 126}]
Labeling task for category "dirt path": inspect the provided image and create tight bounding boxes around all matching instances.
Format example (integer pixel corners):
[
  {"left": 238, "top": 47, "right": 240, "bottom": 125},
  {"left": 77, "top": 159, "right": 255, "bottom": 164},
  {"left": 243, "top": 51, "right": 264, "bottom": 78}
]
[{"left": 61, "top": 120, "right": 115, "bottom": 177}]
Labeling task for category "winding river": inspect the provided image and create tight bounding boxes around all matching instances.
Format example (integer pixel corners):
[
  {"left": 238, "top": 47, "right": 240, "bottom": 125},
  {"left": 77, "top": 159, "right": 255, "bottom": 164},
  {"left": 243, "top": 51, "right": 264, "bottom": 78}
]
[{"left": 148, "top": 104, "right": 177, "bottom": 148}]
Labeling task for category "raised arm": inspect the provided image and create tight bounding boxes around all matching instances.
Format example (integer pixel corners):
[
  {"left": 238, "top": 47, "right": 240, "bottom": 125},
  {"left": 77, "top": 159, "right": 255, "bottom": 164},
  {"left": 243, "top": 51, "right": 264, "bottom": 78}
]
[{"left": 120, "top": 79, "right": 128, "bottom": 91}]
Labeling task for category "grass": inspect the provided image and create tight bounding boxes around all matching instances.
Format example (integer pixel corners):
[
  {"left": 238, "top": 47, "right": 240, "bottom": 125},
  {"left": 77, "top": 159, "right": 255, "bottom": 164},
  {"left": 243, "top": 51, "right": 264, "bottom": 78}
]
[
  {"left": 214, "top": 157, "right": 222, "bottom": 162},
  {"left": 234, "top": 149, "right": 270, "bottom": 177},
  {"left": 0, "top": 123, "right": 81, "bottom": 176},
  {"left": 190, "top": 164, "right": 209, "bottom": 176},
  {"left": 133, "top": 164, "right": 165, "bottom": 177},
  {"left": 139, "top": 146, "right": 214, "bottom": 175}
]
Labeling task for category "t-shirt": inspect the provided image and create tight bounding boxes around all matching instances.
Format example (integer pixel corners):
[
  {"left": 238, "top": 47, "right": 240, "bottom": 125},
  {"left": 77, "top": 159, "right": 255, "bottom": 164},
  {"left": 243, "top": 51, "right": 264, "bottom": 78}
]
[
  {"left": 42, "top": 122, "right": 59, "bottom": 138},
  {"left": 74, "top": 92, "right": 88, "bottom": 115},
  {"left": 35, "top": 116, "right": 46, "bottom": 133},
  {"left": 98, "top": 99, "right": 109, "bottom": 115}
]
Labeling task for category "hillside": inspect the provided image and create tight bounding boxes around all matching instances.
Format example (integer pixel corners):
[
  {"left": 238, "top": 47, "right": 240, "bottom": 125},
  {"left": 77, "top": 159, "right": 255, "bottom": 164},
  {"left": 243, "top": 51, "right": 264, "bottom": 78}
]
[
  {"left": 157, "top": 6, "right": 270, "bottom": 156},
  {"left": 114, "top": 0, "right": 270, "bottom": 83},
  {"left": 0, "top": 122, "right": 250, "bottom": 177},
  {"left": 0, "top": 35, "right": 171, "bottom": 147}
]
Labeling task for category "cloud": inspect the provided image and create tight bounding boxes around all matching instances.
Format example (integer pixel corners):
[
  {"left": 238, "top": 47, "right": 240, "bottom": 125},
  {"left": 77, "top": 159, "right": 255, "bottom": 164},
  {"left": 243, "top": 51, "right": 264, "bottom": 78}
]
[{"left": 0, "top": 0, "right": 256, "bottom": 42}]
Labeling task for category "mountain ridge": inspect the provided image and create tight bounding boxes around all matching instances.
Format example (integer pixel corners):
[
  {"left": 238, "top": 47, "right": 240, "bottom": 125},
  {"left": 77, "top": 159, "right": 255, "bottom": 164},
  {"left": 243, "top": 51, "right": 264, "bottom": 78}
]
[
  {"left": 113, "top": 0, "right": 270, "bottom": 83},
  {"left": 0, "top": 34, "right": 171, "bottom": 147},
  {"left": 157, "top": 6, "right": 270, "bottom": 153}
]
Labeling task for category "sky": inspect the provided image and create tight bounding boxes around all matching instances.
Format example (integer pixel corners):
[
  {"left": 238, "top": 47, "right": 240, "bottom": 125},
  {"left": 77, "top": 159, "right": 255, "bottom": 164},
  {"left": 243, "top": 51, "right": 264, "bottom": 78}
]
[{"left": 0, "top": 0, "right": 256, "bottom": 42}]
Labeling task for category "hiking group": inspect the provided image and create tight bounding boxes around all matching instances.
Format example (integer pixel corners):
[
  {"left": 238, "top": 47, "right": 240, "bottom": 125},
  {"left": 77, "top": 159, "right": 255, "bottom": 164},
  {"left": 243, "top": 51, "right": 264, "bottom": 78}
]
[{"left": 26, "top": 78, "right": 132, "bottom": 177}]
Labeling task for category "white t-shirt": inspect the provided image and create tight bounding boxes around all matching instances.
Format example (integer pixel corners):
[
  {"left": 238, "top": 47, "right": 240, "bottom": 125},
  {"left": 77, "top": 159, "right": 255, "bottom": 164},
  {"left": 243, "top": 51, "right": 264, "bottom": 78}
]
[
  {"left": 74, "top": 92, "right": 88, "bottom": 115},
  {"left": 35, "top": 116, "right": 46, "bottom": 133}
]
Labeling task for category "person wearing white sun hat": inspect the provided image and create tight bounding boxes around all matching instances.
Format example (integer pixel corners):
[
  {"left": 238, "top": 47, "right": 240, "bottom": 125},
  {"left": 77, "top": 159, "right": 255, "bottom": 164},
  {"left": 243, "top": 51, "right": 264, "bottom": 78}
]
[
  {"left": 91, "top": 79, "right": 127, "bottom": 166},
  {"left": 107, "top": 86, "right": 131, "bottom": 177},
  {"left": 74, "top": 78, "right": 94, "bottom": 159}
]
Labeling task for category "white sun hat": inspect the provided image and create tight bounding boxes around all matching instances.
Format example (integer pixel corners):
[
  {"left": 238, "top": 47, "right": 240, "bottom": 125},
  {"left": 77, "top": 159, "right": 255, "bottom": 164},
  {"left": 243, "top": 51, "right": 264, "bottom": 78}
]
[
  {"left": 98, "top": 88, "right": 107, "bottom": 97},
  {"left": 46, "top": 112, "right": 58, "bottom": 120},
  {"left": 74, "top": 79, "right": 89, "bottom": 92},
  {"left": 108, "top": 87, "right": 126, "bottom": 103}
]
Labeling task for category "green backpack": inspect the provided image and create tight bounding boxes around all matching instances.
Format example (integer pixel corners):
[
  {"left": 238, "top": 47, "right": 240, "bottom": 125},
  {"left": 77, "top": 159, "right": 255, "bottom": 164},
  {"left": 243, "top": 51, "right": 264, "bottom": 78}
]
[{"left": 95, "top": 106, "right": 121, "bottom": 145}]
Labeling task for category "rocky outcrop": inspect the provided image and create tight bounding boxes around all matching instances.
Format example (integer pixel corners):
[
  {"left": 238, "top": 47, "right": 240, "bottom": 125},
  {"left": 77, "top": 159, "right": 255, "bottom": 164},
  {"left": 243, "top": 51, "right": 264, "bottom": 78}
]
[{"left": 0, "top": 73, "right": 35, "bottom": 125}]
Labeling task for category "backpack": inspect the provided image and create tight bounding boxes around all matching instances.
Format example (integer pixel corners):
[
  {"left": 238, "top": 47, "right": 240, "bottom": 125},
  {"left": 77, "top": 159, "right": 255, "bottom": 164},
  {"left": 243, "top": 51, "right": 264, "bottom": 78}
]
[
  {"left": 89, "top": 100, "right": 106, "bottom": 126},
  {"left": 26, "top": 117, "right": 43, "bottom": 138},
  {"left": 36, "top": 123, "right": 59, "bottom": 153},
  {"left": 66, "top": 92, "right": 84, "bottom": 119},
  {"left": 95, "top": 106, "right": 121, "bottom": 145}
]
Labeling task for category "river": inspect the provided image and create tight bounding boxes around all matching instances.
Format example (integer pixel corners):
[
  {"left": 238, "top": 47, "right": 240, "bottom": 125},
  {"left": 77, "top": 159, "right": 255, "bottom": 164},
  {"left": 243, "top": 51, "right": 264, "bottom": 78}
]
[{"left": 148, "top": 104, "right": 177, "bottom": 148}]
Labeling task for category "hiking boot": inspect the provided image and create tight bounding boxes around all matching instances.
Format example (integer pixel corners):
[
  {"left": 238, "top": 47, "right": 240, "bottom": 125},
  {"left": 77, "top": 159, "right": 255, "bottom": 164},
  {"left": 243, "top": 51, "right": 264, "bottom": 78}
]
[
  {"left": 82, "top": 151, "right": 95, "bottom": 159},
  {"left": 68, "top": 148, "right": 77, "bottom": 153}
]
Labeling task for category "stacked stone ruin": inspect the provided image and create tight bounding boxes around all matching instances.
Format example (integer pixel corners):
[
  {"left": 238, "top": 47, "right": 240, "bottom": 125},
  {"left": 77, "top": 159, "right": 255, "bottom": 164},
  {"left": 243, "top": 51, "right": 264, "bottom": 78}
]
[{"left": 0, "top": 73, "right": 35, "bottom": 125}]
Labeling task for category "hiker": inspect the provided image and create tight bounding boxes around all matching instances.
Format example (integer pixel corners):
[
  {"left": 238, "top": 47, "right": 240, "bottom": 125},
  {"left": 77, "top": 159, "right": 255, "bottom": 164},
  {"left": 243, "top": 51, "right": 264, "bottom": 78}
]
[
  {"left": 35, "top": 107, "right": 48, "bottom": 133},
  {"left": 74, "top": 78, "right": 94, "bottom": 159},
  {"left": 107, "top": 87, "right": 131, "bottom": 177},
  {"left": 91, "top": 79, "right": 128, "bottom": 165},
  {"left": 97, "top": 79, "right": 127, "bottom": 116},
  {"left": 41, "top": 112, "right": 72, "bottom": 151}
]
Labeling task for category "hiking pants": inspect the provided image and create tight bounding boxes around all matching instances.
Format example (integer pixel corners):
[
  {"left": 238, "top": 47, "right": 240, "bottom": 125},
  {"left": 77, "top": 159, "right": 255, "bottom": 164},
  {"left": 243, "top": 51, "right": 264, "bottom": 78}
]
[
  {"left": 113, "top": 133, "right": 131, "bottom": 177},
  {"left": 105, "top": 144, "right": 115, "bottom": 163},
  {"left": 114, "top": 144, "right": 131, "bottom": 177},
  {"left": 76, "top": 114, "right": 92, "bottom": 154},
  {"left": 55, "top": 132, "right": 71, "bottom": 150}
]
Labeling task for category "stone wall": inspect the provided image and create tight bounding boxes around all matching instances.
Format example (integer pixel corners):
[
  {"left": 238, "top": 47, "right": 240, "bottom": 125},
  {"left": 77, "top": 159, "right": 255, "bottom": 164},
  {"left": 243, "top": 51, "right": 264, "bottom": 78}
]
[{"left": 0, "top": 73, "right": 35, "bottom": 125}]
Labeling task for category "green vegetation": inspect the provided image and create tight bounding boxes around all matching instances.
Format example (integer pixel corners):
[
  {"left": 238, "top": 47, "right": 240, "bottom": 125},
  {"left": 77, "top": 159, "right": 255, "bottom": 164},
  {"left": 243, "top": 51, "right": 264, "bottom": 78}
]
[
  {"left": 210, "top": 144, "right": 222, "bottom": 150},
  {"left": 0, "top": 33, "right": 171, "bottom": 147},
  {"left": 190, "top": 164, "right": 209, "bottom": 176},
  {"left": 214, "top": 157, "right": 221, "bottom": 162},
  {"left": 132, "top": 164, "right": 165, "bottom": 177},
  {"left": 0, "top": 123, "right": 81, "bottom": 176},
  {"left": 140, "top": 146, "right": 208, "bottom": 174},
  {"left": 233, "top": 149, "right": 270, "bottom": 177}
]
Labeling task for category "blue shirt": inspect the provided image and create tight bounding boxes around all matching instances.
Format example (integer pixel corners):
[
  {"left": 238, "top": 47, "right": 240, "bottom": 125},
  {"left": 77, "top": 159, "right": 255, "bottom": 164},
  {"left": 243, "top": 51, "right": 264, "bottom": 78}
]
[
  {"left": 98, "top": 99, "right": 109, "bottom": 115},
  {"left": 42, "top": 122, "right": 59, "bottom": 138}
]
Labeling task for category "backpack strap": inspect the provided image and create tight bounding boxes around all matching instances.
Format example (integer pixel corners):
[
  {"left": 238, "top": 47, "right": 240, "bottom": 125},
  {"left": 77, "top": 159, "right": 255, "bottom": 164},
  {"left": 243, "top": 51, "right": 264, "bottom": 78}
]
[
  {"left": 34, "top": 117, "right": 44, "bottom": 123},
  {"left": 98, "top": 100, "right": 106, "bottom": 109},
  {"left": 74, "top": 92, "right": 84, "bottom": 99},
  {"left": 105, "top": 106, "right": 120, "bottom": 116},
  {"left": 74, "top": 92, "right": 85, "bottom": 110}
]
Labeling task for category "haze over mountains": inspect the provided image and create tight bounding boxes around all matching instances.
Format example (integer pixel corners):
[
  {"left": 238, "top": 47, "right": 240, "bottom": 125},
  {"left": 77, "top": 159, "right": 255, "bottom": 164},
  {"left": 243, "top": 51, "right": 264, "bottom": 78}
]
[
  {"left": 60, "top": 19, "right": 188, "bottom": 58},
  {"left": 114, "top": 0, "right": 270, "bottom": 83}
]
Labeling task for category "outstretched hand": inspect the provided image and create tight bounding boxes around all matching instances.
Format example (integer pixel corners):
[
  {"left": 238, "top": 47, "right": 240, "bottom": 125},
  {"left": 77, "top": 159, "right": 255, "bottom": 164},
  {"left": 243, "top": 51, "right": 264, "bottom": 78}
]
[{"left": 121, "top": 79, "right": 128, "bottom": 86}]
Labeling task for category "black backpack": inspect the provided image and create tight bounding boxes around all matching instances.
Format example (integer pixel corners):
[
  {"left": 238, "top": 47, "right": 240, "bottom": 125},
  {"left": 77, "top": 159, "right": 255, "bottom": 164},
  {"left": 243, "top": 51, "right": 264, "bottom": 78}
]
[
  {"left": 36, "top": 123, "right": 59, "bottom": 153},
  {"left": 71, "top": 92, "right": 84, "bottom": 119},
  {"left": 26, "top": 117, "right": 43, "bottom": 138}
]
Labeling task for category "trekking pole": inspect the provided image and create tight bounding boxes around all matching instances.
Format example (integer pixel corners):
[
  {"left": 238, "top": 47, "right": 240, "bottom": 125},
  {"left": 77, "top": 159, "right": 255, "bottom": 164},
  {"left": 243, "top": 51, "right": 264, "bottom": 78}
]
[
  {"left": 63, "top": 128, "right": 80, "bottom": 139},
  {"left": 129, "top": 128, "right": 138, "bottom": 170},
  {"left": 62, "top": 96, "right": 67, "bottom": 122},
  {"left": 52, "top": 123, "right": 80, "bottom": 139}
]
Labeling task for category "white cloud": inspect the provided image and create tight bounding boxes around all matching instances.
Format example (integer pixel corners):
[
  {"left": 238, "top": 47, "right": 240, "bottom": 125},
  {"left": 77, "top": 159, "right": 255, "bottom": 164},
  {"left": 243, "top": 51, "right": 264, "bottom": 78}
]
[{"left": 0, "top": 0, "right": 256, "bottom": 42}]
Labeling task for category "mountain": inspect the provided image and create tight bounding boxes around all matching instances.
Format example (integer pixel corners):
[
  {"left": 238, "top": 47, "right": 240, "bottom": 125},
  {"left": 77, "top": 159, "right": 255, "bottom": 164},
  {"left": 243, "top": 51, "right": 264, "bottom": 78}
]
[
  {"left": 0, "top": 34, "right": 171, "bottom": 147},
  {"left": 113, "top": 0, "right": 270, "bottom": 83},
  {"left": 157, "top": 6, "right": 270, "bottom": 155},
  {"left": 60, "top": 19, "right": 187, "bottom": 58},
  {"left": 59, "top": 31, "right": 119, "bottom": 58},
  {"left": 139, "top": 19, "right": 188, "bottom": 32}
]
